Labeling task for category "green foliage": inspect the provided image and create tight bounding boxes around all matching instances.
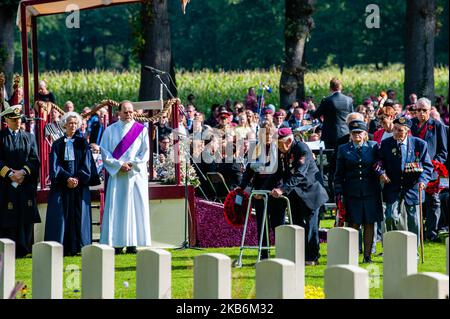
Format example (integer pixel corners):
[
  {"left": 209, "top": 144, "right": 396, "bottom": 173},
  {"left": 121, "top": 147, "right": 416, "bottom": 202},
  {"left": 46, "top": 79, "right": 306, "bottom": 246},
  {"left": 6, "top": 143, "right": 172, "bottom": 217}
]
[
  {"left": 8, "top": 0, "right": 449, "bottom": 72},
  {"left": 13, "top": 4, "right": 140, "bottom": 72},
  {"left": 38, "top": 65, "right": 449, "bottom": 115}
]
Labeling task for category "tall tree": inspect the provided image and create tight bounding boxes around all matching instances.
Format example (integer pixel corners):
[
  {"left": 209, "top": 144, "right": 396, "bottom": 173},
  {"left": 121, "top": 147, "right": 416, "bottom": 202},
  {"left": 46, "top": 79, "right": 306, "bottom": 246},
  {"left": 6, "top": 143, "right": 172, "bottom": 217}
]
[
  {"left": 279, "top": 0, "right": 315, "bottom": 109},
  {"left": 139, "top": 0, "right": 173, "bottom": 101},
  {"left": 404, "top": 0, "right": 437, "bottom": 104},
  {"left": 0, "top": 0, "right": 19, "bottom": 91}
]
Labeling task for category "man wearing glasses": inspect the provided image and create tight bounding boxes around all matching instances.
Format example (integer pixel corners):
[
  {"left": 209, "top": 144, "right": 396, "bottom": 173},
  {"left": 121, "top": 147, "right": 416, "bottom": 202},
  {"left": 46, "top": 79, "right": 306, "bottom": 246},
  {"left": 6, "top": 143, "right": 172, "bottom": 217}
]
[
  {"left": 411, "top": 97, "right": 448, "bottom": 242},
  {"left": 378, "top": 117, "right": 433, "bottom": 248}
]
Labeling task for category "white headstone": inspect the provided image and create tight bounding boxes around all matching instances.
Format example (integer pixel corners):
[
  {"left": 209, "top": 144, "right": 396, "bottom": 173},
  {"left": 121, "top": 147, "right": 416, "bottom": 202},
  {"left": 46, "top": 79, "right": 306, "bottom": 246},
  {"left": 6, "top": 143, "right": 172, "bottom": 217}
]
[
  {"left": 275, "top": 225, "right": 304, "bottom": 298},
  {"left": 136, "top": 248, "right": 171, "bottom": 299},
  {"left": 0, "top": 239, "right": 15, "bottom": 299},
  {"left": 81, "top": 244, "right": 115, "bottom": 299},
  {"left": 256, "top": 258, "right": 296, "bottom": 299},
  {"left": 32, "top": 241, "right": 63, "bottom": 299},
  {"left": 401, "top": 272, "right": 449, "bottom": 299},
  {"left": 383, "top": 231, "right": 417, "bottom": 299},
  {"left": 327, "top": 227, "right": 359, "bottom": 267},
  {"left": 324, "top": 265, "right": 369, "bottom": 299},
  {"left": 194, "top": 253, "right": 231, "bottom": 299}
]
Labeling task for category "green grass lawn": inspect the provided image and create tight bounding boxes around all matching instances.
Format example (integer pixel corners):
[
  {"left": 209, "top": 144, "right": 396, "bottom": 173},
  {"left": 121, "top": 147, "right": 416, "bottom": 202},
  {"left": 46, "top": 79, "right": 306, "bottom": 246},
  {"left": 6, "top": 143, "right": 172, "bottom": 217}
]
[{"left": 14, "top": 219, "right": 448, "bottom": 299}]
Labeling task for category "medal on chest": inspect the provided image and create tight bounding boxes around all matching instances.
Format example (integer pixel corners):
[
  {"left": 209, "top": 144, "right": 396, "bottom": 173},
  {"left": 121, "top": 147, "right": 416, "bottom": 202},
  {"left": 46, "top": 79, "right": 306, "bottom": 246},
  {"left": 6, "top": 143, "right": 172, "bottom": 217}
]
[{"left": 289, "top": 154, "right": 294, "bottom": 169}]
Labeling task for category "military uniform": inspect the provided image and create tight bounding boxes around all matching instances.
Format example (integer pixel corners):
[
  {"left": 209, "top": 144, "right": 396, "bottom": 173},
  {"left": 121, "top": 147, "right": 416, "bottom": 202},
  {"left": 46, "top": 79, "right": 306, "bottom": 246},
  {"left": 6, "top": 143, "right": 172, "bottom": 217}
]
[
  {"left": 378, "top": 117, "right": 433, "bottom": 247},
  {"left": 0, "top": 105, "right": 40, "bottom": 257},
  {"left": 334, "top": 120, "right": 383, "bottom": 262},
  {"left": 275, "top": 129, "right": 329, "bottom": 263},
  {"left": 334, "top": 140, "right": 383, "bottom": 225},
  {"left": 411, "top": 117, "right": 448, "bottom": 241}
]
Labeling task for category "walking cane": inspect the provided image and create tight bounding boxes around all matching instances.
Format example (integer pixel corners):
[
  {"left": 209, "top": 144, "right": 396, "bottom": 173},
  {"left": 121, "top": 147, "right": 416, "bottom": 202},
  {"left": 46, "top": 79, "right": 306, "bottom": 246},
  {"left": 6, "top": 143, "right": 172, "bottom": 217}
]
[{"left": 418, "top": 186, "right": 425, "bottom": 264}]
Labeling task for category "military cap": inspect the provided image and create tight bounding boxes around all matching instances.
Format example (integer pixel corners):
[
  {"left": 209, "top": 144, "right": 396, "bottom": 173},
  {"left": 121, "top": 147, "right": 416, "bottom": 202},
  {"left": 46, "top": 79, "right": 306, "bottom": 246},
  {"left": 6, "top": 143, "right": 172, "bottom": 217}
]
[
  {"left": 348, "top": 120, "right": 367, "bottom": 132},
  {"left": 393, "top": 116, "right": 412, "bottom": 128},
  {"left": 0, "top": 104, "right": 22, "bottom": 119}
]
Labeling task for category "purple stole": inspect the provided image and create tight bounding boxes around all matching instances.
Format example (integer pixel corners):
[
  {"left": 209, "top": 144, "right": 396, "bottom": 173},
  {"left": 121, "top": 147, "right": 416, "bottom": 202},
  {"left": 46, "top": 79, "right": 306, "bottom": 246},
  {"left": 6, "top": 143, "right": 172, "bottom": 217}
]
[{"left": 112, "top": 121, "right": 145, "bottom": 160}]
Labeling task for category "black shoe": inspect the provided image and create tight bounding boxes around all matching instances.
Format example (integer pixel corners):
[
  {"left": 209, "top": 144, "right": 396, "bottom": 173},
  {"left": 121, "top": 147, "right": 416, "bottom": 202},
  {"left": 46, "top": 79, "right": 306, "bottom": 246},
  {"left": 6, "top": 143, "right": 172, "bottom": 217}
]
[
  {"left": 115, "top": 247, "right": 124, "bottom": 255},
  {"left": 126, "top": 246, "right": 137, "bottom": 254},
  {"left": 362, "top": 256, "right": 372, "bottom": 263},
  {"left": 377, "top": 252, "right": 383, "bottom": 257},
  {"left": 260, "top": 251, "right": 269, "bottom": 260}
]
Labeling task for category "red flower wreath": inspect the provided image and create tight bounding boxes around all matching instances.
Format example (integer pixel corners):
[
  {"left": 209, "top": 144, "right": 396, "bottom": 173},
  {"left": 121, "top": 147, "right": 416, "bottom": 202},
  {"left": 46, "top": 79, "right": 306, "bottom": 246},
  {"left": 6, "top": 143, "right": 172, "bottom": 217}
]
[
  {"left": 223, "top": 188, "right": 252, "bottom": 227},
  {"left": 426, "top": 160, "right": 449, "bottom": 194}
]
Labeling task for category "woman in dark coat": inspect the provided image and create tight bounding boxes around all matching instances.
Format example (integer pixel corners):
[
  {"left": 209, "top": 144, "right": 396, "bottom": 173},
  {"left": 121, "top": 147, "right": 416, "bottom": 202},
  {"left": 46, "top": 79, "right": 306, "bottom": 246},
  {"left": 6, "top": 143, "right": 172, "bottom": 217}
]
[
  {"left": 44, "top": 112, "right": 94, "bottom": 256},
  {"left": 237, "top": 122, "right": 284, "bottom": 260},
  {"left": 334, "top": 120, "right": 383, "bottom": 263}
]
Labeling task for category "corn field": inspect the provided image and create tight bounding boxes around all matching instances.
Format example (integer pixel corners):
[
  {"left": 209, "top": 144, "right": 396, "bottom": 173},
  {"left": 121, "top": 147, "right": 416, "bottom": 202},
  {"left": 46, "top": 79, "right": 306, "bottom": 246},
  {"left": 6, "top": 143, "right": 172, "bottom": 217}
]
[{"left": 37, "top": 64, "right": 449, "bottom": 115}]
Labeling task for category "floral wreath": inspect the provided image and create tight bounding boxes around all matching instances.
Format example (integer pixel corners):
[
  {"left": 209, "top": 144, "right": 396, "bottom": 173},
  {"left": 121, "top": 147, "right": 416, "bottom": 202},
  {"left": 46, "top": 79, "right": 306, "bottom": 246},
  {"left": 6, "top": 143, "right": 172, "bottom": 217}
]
[
  {"left": 426, "top": 160, "right": 449, "bottom": 194},
  {"left": 223, "top": 188, "right": 252, "bottom": 227}
]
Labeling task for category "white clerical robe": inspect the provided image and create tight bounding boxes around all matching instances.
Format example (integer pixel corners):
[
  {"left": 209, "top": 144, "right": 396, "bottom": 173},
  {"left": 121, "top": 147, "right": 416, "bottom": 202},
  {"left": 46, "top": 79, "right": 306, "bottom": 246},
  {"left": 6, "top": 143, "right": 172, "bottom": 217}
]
[{"left": 99, "top": 119, "right": 151, "bottom": 247}]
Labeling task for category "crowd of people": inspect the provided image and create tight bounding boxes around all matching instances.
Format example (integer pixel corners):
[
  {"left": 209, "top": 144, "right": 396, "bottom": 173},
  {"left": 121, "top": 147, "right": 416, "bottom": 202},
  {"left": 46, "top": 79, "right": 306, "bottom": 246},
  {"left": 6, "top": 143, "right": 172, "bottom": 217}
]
[{"left": 0, "top": 78, "right": 448, "bottom": 264}]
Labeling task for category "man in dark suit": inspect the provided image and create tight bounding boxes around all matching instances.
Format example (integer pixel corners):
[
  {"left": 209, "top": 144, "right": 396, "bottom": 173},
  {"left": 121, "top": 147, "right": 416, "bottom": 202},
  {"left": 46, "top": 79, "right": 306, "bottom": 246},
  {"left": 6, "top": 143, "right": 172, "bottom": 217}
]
[
  {"left": 311, "top": 78, "right": 353, "bottom": 197},
  {"left": 288, "top": 106, "right": 305, "bottom": 130},
  {"left": 0, "top": 104, "right": 41, "bottom": 257},
  {"left": 273, "top": 111, "right": 289, "bottom": 129},
  {"left": 411, "top": 97, "right": 448, "bottom": 241},
  {"left": 378, "top": 117, "right": 433, "bottom": 247},
  {"left": 271, "top": 128, "right": 329, "bottom": 265}
]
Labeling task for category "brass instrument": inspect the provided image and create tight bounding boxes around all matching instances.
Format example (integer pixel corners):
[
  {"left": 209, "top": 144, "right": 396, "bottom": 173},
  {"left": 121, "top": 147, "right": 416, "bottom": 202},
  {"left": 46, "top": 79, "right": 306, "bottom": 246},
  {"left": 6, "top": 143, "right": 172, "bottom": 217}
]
[{"left": 292, "top": 120, "right": 320, "bottom": 142}]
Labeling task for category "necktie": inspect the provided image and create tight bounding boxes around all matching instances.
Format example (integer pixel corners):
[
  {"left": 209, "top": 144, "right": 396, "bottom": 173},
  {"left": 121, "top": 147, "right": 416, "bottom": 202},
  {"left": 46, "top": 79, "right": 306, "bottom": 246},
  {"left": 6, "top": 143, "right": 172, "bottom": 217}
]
[
  {"left": 12, "top": 131, "right": 17, "bottom": 144},
  {"left": 356, "top": 146, "right": 362, "bottom": 157}
]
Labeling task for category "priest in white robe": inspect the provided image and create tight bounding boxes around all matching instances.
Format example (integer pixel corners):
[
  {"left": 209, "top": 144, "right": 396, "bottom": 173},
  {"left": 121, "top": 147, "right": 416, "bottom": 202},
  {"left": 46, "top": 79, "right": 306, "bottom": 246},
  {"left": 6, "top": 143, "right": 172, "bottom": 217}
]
[{"left": 99, "top": 101, "right": 151, "bottom": 253}]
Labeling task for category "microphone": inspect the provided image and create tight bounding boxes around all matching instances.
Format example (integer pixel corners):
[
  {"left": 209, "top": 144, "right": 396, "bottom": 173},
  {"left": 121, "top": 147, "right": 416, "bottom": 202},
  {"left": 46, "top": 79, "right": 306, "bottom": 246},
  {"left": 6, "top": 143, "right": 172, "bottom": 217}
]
[{"left": 144, "top": 65, "right": 166, "bottom": 74}]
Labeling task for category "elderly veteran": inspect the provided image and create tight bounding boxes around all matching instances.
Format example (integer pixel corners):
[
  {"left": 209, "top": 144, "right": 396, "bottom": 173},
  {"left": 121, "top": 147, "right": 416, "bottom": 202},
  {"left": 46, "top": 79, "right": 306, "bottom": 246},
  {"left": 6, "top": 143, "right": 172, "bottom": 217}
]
[
  {"left": 271, "top": 127, "right": 329, "bottom": 265},
  {"left": 411, "top": 97, "right": 448, "bottom": 242},
  {"left": 0, "top": 104, "right": 40, "bottom": 257},
  {"left": 378, "top": 117, "right": 433, "bottom": 247},
  {"left": 334, "top": 120, "right": 383, "bottom": 263}
]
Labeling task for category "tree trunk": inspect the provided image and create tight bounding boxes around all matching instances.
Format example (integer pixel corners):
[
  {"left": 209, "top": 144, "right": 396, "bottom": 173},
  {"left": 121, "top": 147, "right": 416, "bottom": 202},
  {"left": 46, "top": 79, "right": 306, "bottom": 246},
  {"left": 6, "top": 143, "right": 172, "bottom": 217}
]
[
  {"left": 279, "top": 0, "right": 315, "bottom": 109},
  {"left": 0, "top": 6, "right": 16, "bottom": 93},
  {"left": 404, "top": 0, "right": 436, "bottom": 105},
  {"left": 139, "top": 0, "right": 172, "bottom": 101},
  {"left": 169, "top": 52, "right": 177, "bottom": 98}
]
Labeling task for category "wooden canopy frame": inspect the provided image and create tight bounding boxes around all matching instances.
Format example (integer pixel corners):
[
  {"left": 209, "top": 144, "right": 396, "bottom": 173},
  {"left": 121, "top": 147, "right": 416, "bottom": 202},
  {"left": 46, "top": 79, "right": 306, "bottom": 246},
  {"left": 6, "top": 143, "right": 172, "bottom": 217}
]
[
  {"left": 17, "top": 0, "right": 182, "bottom": 186},
  {"left": 17, "top": 0, "right": 143, "bottom": 118}
]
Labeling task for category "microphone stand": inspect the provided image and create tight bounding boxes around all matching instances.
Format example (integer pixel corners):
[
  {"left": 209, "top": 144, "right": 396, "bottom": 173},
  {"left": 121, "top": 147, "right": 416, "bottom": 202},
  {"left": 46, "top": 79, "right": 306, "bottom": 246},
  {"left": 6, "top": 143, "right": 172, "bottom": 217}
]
[
  {"left": 155, "top": 74, "right": 175, "bottom": 99},
  {"left": 175, "top": 142, "right": 203, "bottom": 251}
]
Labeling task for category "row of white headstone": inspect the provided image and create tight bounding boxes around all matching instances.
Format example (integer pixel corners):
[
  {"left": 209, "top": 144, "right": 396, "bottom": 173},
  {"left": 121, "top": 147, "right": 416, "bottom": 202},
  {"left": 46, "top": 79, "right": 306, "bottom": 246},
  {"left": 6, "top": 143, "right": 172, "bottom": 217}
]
[{"left": 1, "top": 226, "right": 449, "bottom": 299}]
